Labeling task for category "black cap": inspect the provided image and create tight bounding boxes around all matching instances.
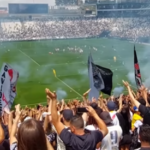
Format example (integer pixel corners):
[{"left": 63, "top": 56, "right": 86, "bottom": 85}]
[
  {"left": 100, "top": 111, "right": 112, "bottom": 125},
  {"left": 62, "top": 109, "right": 73, "bottom": 122}
]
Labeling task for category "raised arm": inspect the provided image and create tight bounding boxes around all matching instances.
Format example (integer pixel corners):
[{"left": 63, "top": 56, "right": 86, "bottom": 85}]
[
  {"left": 10, "top": 104, "right": 21, "bottom": 145},
  {"left": 123, "top": 80, "right": 140, "bottom": 108},
  {"left": 8, "top": 111, "right": 14, "bottom": 137},
  {"left": 117, "top": 94, "right": 123, "bottom": 113},
  {"left": 83, "top": 89, "right": 91, "bottom": 103},
  {"left": 140, "top": 86, "right": 149, "bottom": 106},
  {"left": 86, "top": 106, "right": 108, "bottom": 137},
  {"left": 47, "top": 95, "right": 52, "bottom": 122},
  {"left": 45, "top": 88, "right": 65, "bottom": 135}
]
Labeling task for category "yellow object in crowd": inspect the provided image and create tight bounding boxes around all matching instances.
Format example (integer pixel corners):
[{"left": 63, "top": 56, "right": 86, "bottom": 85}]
[{"left": 131, "top": 113, "right": 142, "bottom": 129}]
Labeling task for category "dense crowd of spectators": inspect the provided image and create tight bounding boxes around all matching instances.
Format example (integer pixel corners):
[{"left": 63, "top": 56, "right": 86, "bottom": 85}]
[
  {"left": 1, "top": 16, "right": 150, "bottom": 150},
  {"left": 0, "top": 17, "right": 150, "bottom": 41},
  {"left": 1, "top": 82, "right": 150, "bottom": 150}
]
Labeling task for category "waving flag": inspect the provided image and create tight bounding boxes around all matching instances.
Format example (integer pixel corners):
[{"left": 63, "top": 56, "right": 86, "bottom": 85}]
[
  {"left": 0, "top": 63, "right": 19, "bottom": 115},
  {"left": 134, "top": 46, "right": 142, "bottom": 89},
  {"left": 95, "top": 64, "right": 113, "bottom": 95},
  {"left": 88, "top": 54, "right": 101, "bottom": 100},
  {"left": 88, "top": 54, "right": 113, "bottom": 100}
]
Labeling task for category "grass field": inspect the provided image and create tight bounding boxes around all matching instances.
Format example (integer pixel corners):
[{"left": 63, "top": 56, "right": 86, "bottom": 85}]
[{"left": 0, "top": 38, "right": 149, "bottom": 107}]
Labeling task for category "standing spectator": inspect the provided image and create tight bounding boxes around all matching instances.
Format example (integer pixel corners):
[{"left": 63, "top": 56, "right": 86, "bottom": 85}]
[
  {"left": 123, "top": 81, "right": 150, "bottom": 126},
  {"left": 100, "top": 111, "right": 122, "bottom": 150},
  {"left": 139, "top": 124, "right": 150, "bottom": 150},
  {"left": 46, "top": 88, "right": 108, "bottom": 150},
  {"left": 107, "top": 101, "right": 120, "bottom": 125},
  {"left": 10, "top": 104, "right": 54, "bottom": 150}
]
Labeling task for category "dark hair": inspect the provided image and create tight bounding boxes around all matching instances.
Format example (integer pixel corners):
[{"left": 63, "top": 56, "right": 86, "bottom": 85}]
[
  {"left": 18, "top": 119, "right": 47, "bottom": 150},
  {"left": 88, "top": 107, "right": 102, "bottom": 126},
  {"left": 140, "top": 124, "right": 150, "bottom": 144},
  {"left": 70, "top": 115, "right": 84, "bottom": 129},
  {"left": 138, "top": 97, "right": 146, "bottom": 106}
]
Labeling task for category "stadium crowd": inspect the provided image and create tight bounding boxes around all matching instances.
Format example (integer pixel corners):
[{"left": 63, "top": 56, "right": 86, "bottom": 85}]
[
  {"left": 1, "top": 16, "right": 150, "bottom": 150},
  {"left": 1, "top": 81, "right": 150, "bottom": 150},
  {"left": 0, "top": 17, "right": 150, "bottom": 41}
]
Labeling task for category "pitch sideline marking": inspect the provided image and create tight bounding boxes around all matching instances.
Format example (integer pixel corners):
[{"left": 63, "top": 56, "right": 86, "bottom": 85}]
[
  {"left": 19, "top": 50, "right": 41, "bottom": 66},
  {"left": 19, "top": 49, "right": 82, "bottom": 97},
  {"left": 55, "top": 76, "right": 83, "bottom": 97}
]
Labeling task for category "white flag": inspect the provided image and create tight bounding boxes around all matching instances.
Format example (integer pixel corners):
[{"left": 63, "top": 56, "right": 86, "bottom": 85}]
[{"left": 0, "top": 63, "right": 19, "bottom": 115}]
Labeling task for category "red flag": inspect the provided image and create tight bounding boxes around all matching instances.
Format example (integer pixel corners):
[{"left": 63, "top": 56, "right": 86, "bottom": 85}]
[{"left": 134, "top": 46, "right": 142, "bottom": 89}]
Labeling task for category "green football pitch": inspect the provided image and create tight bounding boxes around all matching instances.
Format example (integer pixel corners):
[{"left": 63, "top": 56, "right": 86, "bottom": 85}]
[{"left": 0, "top": 38, "right": 149, "bottom": 107}]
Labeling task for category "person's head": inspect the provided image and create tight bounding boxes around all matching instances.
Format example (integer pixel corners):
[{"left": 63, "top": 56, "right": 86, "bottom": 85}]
[
  {"left": 133, "top": 106, "right": 141, "bottom": 115},
  {"left": 107, "top": 101, "right": 117, "bottom": 111},
  {"left": 70, "top": 115, "right": 84, "bottom": 134},
  {"left": 18, "top": 119, "right": 47, "bottom": 150},
  {"left": 88, "top": 107, "right": 102, "bottom": 126},
  {"left": 139, "top": 124, "right": 150, "bottom": 146},
  {"left": 90, "top": 102, "right": 98, "bottom": 109},
  {"left": 62, "top": 109, "right": 73, "bottom": 124},
  {"left": 121, "top": 104, "right": 129, "bottom": 115},
  {"left": 100, "top": 111, "right": 112, "bottom": 126},
  {"left": 138, "top": 97, "right": 146, "bottom": 106}
]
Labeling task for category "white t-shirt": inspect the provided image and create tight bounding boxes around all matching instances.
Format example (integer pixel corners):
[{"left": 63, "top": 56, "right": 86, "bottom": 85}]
[
  {"left": 109, "top": 111, "right": 120, "bottom": 126},
  {"left": 52, "top": 125, "right": 69, "bottom": 150},
  {"left": 101, "top": 125, "right": 122, "bottom": 150}
]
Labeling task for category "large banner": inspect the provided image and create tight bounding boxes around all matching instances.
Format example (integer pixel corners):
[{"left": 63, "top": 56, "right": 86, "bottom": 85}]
[{"left": 0, "top": 63, "right": 19, "bottom": 115}]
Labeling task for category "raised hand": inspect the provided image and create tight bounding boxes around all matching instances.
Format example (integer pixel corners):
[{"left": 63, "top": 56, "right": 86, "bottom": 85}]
[
  {"left": 15, "top": 104, "right": 21, "bottom": 117},
  {"left": 122, "top": 80, "right": 130, "bottom": 88},
  {"left": 86, "top": 106, "right": 96, "bottom": 116},
  {"left": 45, "top": 88, "right": 57, "bottom": 100},
  {"left": 83, "top": 89, "right": 91, "bottom": 97}
]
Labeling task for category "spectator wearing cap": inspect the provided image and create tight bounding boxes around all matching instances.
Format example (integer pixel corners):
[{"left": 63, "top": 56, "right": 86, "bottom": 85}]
[
  {"left": 52, "top": 109, "right": 73, "bottom": 150},
  {"left": 46, "top": 89, "right": 108, "bottom": 150},
  {"left": 107, "top": 101, "right": 120, "bottom": 125},
  {"left": 100, "top": 111, "right": 122, "bottom": 150}
]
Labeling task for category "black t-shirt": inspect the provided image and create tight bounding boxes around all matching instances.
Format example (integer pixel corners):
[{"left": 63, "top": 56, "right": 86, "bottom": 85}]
[
  {"left": 1, "top": 123, "right": 9, "bottom": 140},
  {"left": 139, "top": 104, "right": 150, "bottom": 126},
  {"left": 116, "top": 112, "right": 130, "bottom": 136},
  {"left": 0, "top": 140, "right": 10, "bottom": 150},
  {"left": 59, "top": 128, "right": 103, "bottom": 150}
]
